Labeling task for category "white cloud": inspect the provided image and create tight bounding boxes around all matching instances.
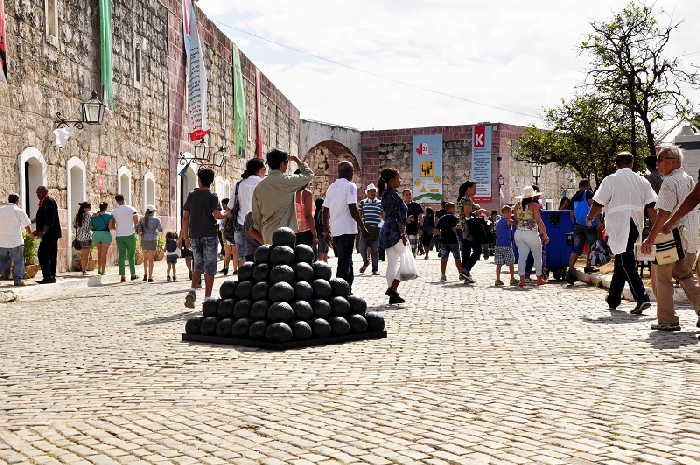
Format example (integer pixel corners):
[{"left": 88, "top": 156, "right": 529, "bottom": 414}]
[{"left": 199, "top": 0, "right": 700, "bottom": 131}]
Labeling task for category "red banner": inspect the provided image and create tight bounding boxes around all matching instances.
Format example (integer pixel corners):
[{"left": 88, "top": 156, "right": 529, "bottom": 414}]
[
  {"left": 0, "top": 0, "right": 7, "bottom": 82},
  {"left": 189, "top": 129, "right": 209, "bottom": 142}
]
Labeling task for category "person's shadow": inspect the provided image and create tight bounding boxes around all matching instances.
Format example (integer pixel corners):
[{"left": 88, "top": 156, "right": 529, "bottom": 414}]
[
  {"left": 642, "top": 330, "right": 700, "bottom": 350},
  {"left": 581, "top": 308, "right": 655, "bottom": 325}
]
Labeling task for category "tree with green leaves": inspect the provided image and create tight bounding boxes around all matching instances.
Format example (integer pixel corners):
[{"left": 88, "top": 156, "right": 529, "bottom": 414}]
[
  {"left": 580, "top": 2, "right": 698, "bottom": 157},
  {"left": 516, "top": 94, "right": 644, "bottom": 186}
]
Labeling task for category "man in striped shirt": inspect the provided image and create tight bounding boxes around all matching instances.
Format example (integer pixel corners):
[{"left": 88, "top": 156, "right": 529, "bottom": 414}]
[
  {"left": 359, "top": 183, "right": 383, "bottom": 274},
  {"left": 641, "top": 146, "right": 700, "bottom": 332}
]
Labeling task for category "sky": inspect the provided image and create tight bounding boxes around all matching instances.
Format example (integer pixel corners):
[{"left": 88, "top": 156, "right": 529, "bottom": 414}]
[{"left": 199, "top": 0, "right": 700, "bottom": 134}]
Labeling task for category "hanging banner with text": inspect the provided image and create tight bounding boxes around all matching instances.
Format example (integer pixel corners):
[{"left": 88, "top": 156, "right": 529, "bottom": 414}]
[
  {"left": 182, "top": 0, "right": 209, "bottom": 142},
  {"left": 98, "top": 0, "right": 113, "bottom": 106},
  {"left": 0, "top": 0, "right": 7, "bottom": 83},
  {"left": 412, "top": 134, "right": 443, "bottom": 203},
  {"left": 471, "top": 125, "right": 492, "bottom": 202}
]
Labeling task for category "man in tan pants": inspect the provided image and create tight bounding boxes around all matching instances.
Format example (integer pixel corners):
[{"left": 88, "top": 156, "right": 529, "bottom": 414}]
[{"left": 641, "top": 146, "right": 700, "bottom": 331}]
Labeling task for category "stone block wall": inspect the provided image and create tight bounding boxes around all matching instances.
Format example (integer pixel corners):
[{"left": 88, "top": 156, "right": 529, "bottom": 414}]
[{"left": 1, "top": 0, "right": 301, "bottom": 273}]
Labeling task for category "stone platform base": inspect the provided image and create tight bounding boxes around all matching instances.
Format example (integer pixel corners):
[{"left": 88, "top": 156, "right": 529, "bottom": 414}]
[{"left": 182, "top": 331, "right": 388, "bottom": 350}]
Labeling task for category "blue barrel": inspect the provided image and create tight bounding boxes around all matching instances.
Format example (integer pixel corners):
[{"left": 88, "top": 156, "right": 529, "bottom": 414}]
[{"left": 541, "top": 210, "right": 574, "bottom": 280}]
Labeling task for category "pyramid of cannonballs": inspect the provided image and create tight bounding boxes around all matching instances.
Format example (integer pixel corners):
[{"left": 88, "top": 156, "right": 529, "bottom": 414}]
[{"left": 183, "top": 227, "right": 386, "bottom": 349}]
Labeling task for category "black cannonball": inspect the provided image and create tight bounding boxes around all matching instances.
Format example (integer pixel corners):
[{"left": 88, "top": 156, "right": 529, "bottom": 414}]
[
  {"left": 219, "top": 280, "right": 237, "bottom": 300},
  {"left": 331, "top": 296, "right": 350, "bottom": 316},
  {"left": 329, "top": 277, "right": 351, "bottom": 297},
  {"left": 232, "top": 318, "right": 252, "bottom": 337},
  {"left": 293, "top": 281, "right": 314, "bottom": 301},
  {"left": 270, "top": 245, "right": 295, "bottom": 266},
  {"left": 201, "top": 317, "right": 218, "bottom": 336},
  {"left": 330, "top": 316, "right": 351, "bottom": 335},
  {"left": 347, "top": 295, "right": 367, "bottom": 315},
  {"left": 185, "top": 317, "right": 203, "bottom": 335},
  {"left": 251, "top": 281, "right": 269, "bottom": 301},
  {"left": 202, "top": 298, "right": 220, "bottom": 318},
  {"left": 312, "top": 279, "right": 332, "bottom": 299},
  {"left": 294, "top": 244, "right": 315, "bottom": 264},
  {"left": 248, "top": 320, "right": 267, "bottom": 339},
  {"left": 312, "top": 299, "right": 332, "bottom": 318},
  {"left": 217, "top": 299, "right": 234, "bottom": 318},
  {"left": 252, "top": 263, "right": 271, "bottom": 282},
  {"left": 216, "top": 318, "right": 233, "bottom": 337},
  {"left": 235, "top": 280, "right": 253, "bottom": 299},
  {"left": 233, "top": 299, "right": 252, "bottom": 318},
  {"left": 292, "top": 300, "right": 314, "bottom": 320},
  {"left": 266, "top": 322, "right": 293, "bottom": 342},
  {"left": 268, "top": 302, "right": 294, "bottom": 322},
  {"left": 312, "top": 261, "right": 333, "bottom": 281},
  {"left": 365, "top": 311, "right": 385, "bottom": 332},
  {"left": 250, "top": 300, "right": 270, "bottom": 320},
  {"left": 270, "top": 264, "right": 295, "bottom": 284},
  {"left": 347, "top": 314, "right": 368, "bottom": 333},
  {"left": 291, "top": 320, "right": 313, "bottom": 340},
  {"left": 272, "top": 227, "right": 296, "bottom": 247},
  {"left": 254, "top": 244, "right": 272, "bottom": 263},
  {"left": 312, "top": 318, "right": 332, "bottom": 338},
  {"left": 294, "top": 262, "right": 315, "bottom": 282},
  {"left": 238, "top": 261, "right": 255, "bottom": 281},
  {"left": 269, "top": 281, "right": 294, "bottom": 302}
]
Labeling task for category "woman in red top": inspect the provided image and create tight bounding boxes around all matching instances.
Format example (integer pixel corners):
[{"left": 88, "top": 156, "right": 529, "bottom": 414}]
[{"left": 294, "top": 169, "right": 316, "bottom": 248}]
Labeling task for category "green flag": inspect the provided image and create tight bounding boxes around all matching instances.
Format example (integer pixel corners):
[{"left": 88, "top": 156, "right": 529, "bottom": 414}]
[
  {"left": 232, "top": 44, "right": 247, "bottom": 158},
  {"left": 99, "top": 0, "right": 113, "bottom": 107}
]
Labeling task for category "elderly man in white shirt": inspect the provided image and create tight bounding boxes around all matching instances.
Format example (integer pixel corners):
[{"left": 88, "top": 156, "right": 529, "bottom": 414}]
[
  {"left": 641, "top": 146, "right": 700, "bottom": 331},
  {"left": 586, "top": 152, "right": 657, "bottom": 314}
]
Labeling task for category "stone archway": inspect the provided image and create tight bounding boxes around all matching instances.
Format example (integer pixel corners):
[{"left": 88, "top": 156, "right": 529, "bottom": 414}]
[
  {"left": 18, "top": 147, "right": 48, "bottom": 220},
  {"left": 304, "top": 140, "right": 362, "bottom": 199},
  {"left": 118, "top": 166, "right": 132, "bottom": 205},
  {"left": 66, "top": 156, "right": 87, "bottom": 268}
]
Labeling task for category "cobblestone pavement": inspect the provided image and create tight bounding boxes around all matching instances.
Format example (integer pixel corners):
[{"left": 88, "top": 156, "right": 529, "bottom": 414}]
[{"left": 1, "top": 255, "right": 699, "bottom": 465}]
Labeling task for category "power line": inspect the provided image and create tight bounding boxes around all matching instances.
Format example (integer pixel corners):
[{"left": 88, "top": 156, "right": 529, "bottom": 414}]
[{"left": 214, "top": 20, "right": 543, "bottom": 120}]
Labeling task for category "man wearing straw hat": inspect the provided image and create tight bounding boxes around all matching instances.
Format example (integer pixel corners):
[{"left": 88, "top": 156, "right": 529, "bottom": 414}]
[
  {"left": 586, "top": 152, "right": 657, "bottom": 314},
  {"left": 358, "top": 183, "right": 383, "bottom": 275}
]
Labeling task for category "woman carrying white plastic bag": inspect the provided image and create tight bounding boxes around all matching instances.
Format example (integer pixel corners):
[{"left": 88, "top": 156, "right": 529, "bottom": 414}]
[
  {"left": 378, "top": 168, "right": 410, "bottom": 304},
  {"left": 398, "top": 242, "right": 418, "bottom": 281}
]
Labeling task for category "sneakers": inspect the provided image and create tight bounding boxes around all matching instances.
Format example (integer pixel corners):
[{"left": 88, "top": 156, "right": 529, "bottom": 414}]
[
  {"left": 440, "top": 275, "right": 447, "bottom": 281},
  {"left": 518, "top": 280, "right": 527, "bottom": 288},
  {"left": 130, "top": 275, "right": 139, "bottom": 281},
  {"left": 147, "top": 278, "right": 154, "bottom": 282},
  {"left": 143, "top": 275, "right": 148, "bottom": 282},
  {"left": 631, "top": 301, "right": 652, "bottom": 315},
  {"left": 651, "top": 323, "right": 681, "bottom": 331},
  {"left": 510, "top": 278, "right": 519, "bottom": 286},
  {"left": 389, "top": 294, "right": 405, "bottom": 304},
  {"left": 495, "top": 280, "right": 504, "bottom": 287},
  {"left": 460, "top": 273, "right": 474, "bottom": 283},
  {"left": 167, "top": 276, "right": 171, "bottom": 282},
  {"left": 185, "top": 290, "right": 196, "bottom": 309},
  {"left": 372, "top": 271, "right": 379, "bottom": 275},
  {"left": 536, "top": 278, "right": 548, "bottom": 286},
  {"left": 359, "top": 265, "right": 368, "bottom": 274}
]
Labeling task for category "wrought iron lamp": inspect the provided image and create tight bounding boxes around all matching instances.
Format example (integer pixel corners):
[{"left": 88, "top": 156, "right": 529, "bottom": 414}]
[
  {"left": 54, "top": 90, "right": 105, "bottom": 129},
  {"left": 179, "top": 139, "right": 228, "bottom": 168},
  {"left": 497, "top": 174, "right": 504, "bottom": 186},
  {"left": 531, "top": 164, "right": 542, "bottom": 185}
]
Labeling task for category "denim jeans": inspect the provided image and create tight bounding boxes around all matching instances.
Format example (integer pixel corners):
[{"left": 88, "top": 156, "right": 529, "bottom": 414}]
[
  {"left": 333, "top": 234, "right": 356, "bottom": 288},
  {"left": 191, "top": 235, "right": 219, "bottom": 275},
  {"left": 460, "top": 237, "right": 481, "bottom": 274},
  {"left": 360, "top": 237, "right": 379, "bottom": 273},
  {"left": 0, "top": 246, "right": 25, "bottom": 284}
]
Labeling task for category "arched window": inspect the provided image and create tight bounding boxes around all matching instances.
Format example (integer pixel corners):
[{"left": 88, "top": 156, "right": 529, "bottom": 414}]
[
  {"left": 176, "top": 159, "right": 198, "bottom": 232},
  {"left": 18, "top": 147, "right": 48, "bottom": 220},
  {"left": 143, "top": 171, "right": 156, "bottom": 209},
  {"left": 118, "top": 166, "right": 132, "bottom": 205},
  {"left": 66, "top": 157, "right": 87, "bottom": 264}
]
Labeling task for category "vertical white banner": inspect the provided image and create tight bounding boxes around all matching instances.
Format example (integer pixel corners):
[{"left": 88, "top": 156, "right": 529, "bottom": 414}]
[
  {"left": 472, "top": 125, "right": 492, "bottom": 202},
  {"left": 182, "top": 0, "right": 209, "bottom": 141}
]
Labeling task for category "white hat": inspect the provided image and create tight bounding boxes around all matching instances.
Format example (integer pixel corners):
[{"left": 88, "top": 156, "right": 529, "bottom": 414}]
[
  {"left": 365, "top": 183, "right": 378, "bottom": 192},
  {"left": 517, "top": 186, "right": 541, "bottom": 200},
  {"left": 146, "top": 204, "right": 156, "bottom": 212}
]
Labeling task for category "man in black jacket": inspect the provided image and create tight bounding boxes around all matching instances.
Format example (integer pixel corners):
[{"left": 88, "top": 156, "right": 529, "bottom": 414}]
[{"left": 33, "top": 186, "right": 62, "bottom": 284}]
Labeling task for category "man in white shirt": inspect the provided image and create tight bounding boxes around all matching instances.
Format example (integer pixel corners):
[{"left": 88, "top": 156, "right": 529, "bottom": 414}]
[
  {"left": 322, "top": 162, "right": 368, "bottom": 289},
  {"left": 587, "top": 152, "right": 657, "bottom": 314},
  {"left": 110, "top": 194, "right": 139, "bottom": 282},
  {"left": 641, "top": 146, "right": 700, "bottom": 331},
  {"left": 0, "top": 194, "right": 32, "bottom": 286}
]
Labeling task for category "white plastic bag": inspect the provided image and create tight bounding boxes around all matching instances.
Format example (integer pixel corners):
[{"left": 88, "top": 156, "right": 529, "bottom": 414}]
[{"left": 398, "top": 243, "right": 419, "bottom": 281}]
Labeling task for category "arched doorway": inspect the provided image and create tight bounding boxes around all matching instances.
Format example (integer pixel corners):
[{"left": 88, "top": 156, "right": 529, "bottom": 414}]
[
  {"left": 143, "top": 171, "right": 156, "bottom": 210},
  {"left": 303, "top": 140, "right": 361, "bottom": 199},
  {"left": 176, "top": 158, "right": 198, "bottom": 232},
  {"left": 118, "top": 166, "right": 132, "bottom": 205},
  {"left": 66, "top": 156, "right": 86, "bottom": 268},
  {"left": 18, "top": 147, "right": 48, "bottom": 220}
]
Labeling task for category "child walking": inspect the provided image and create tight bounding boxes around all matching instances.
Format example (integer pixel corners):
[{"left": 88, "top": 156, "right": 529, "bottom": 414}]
[
  {"left": 165, "top": 232, "right": 180, "bottom": 281},
  {"left": 434, "top": 202, "right": 464, "bottom": 281},
  {"left": 495, "top": 205, "right": 517, "bottom": 286}
]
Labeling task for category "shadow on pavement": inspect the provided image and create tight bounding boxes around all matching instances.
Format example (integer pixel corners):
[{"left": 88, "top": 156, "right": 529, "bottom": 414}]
[
  {"left": 642, "top": 331, "right": 700, "bottom": 350},
  {"left": 157, "top": 289, "right": 191, "bottom": 296},
  {"left": 136, "top": 311, "right": 199, "bottom": 325},
  {"left": 581, "top": 309, "right": 655, "bottom": 325}
]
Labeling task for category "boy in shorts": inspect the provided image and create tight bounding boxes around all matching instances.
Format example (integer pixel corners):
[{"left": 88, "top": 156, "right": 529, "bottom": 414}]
[
  {"left": 435, "top": 202, "right": 463, "bottom": 281},
  {"left": 494, "top": 205, "right": 517, "bottom": 286}
]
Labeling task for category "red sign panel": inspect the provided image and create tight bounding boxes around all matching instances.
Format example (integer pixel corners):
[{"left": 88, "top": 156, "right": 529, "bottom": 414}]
[
  {"left": 189, "top": 129, "right": 209, "bottom": 142},
  {"left": 96, "top": 156, "right": 107, "bottom": 172},
  {"left": 473, "top": 125, "right": 485, "bottom": 148}
]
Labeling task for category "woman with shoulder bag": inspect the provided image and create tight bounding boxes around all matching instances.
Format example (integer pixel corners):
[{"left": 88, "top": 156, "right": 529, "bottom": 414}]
[
  {"left": 233, "top": 158, "right": 266, "bottom": 264},
  {"left": 456, "top": 181, "right": 488, "bottom": 283},
  {"left": 137, "top": 205, "right": 162, "bottom": 282},
  {"left": 74, "top": 202, "right": 93, "bottom": 275},
  {"left": 378, "top": 169, "right": 408, "bottom": 304}
]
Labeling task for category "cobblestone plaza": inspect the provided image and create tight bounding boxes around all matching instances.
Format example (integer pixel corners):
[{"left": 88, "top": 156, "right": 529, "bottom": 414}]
[{"left": 1, "top": 256, "right": 699, "bottom": 465}]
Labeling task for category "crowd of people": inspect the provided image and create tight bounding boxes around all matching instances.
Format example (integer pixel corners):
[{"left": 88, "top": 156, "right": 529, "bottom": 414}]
[{"left": 3, "top": 146, "right": 700, "bottom": 333}]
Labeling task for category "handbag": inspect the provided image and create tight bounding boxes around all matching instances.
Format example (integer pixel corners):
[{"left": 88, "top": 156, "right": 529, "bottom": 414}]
[
  {"left": 653, "top": 228, "right": 685, "bottom": 265},
  {"left": 225, "top": 181, "right": 242, "bottom": 239},
  {"left": 72, "top": 238, "right": 82, "bottom": 250}
]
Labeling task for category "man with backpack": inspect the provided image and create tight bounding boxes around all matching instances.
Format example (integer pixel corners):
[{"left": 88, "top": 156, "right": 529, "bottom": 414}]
[{"left": 566, "top": 180, "right": 599, "bottom": 285}]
